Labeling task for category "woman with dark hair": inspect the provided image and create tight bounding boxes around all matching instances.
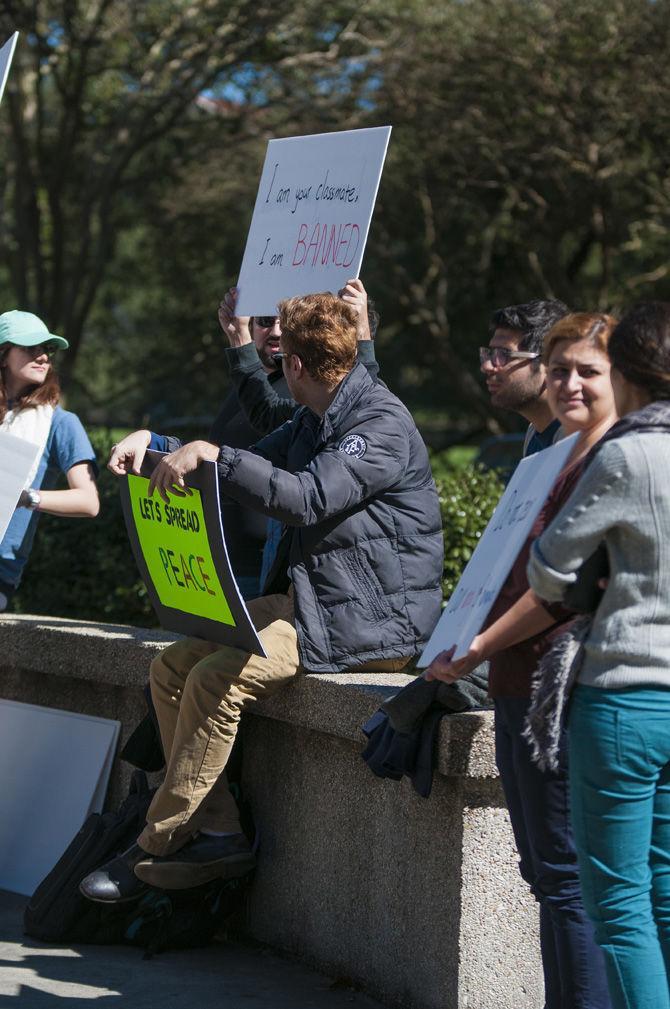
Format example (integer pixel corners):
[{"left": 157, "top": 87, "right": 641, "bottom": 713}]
[
  {"left": 0, "top": 310, "right": 99, "bottom": 611},
  {"left": 426, "top": 313, "right": 617, "bottom": 1008},
  {"left": 528, "top": 301, "right": 670, "bottom": 1009}
]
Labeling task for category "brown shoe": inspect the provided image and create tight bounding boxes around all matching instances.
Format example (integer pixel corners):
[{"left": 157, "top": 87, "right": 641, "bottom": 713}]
[{"left": 134, "top": 833, "right": 255, "bottom": 890}]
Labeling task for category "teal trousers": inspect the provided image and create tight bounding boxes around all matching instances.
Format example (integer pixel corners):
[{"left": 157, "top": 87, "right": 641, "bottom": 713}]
[{"left": 569, "top": 684, "right": 670, "bottom": 1009}]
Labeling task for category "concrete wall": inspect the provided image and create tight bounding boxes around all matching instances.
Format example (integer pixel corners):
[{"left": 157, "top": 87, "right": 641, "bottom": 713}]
[{"left": 0, "top": 614, "right": 542, "bottom": 1009}]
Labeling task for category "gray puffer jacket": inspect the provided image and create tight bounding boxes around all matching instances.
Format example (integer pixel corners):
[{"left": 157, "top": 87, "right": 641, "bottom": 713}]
[{"left": 216, "top": 362, "right": 444, "bottom": 672}]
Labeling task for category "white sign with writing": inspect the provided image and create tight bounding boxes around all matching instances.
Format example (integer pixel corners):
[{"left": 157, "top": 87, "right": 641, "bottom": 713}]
[
  {"left": 417, "top": 433, "right": 579, "bottom": 666},
  {"left": 236, "top": 126, "right": 392, "bottom": 316},
  {"left": 0, "top": 32, "right": 18, "bottom": 105},
  {"left": 0, "top": 431, "right": 41, "bottom": 543},
  {"left": 0, "top": 700, "right": 120, "bottom": 895}
]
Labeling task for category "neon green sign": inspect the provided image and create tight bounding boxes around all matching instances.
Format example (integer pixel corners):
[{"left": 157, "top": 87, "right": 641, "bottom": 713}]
[{"left": 127, "top": 475, "right": 235, "bottom": 626}]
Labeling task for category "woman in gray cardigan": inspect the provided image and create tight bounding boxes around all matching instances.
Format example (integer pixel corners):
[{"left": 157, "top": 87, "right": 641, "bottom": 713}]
[{"left": 528, "top": 302, "right": 670, "bottom": 1009}]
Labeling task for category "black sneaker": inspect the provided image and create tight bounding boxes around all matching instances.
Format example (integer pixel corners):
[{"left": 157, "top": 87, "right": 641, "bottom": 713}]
[
  {"left": 133, "top": 833, "right": 255, "bottom": 890},
  {"left": 79, "top": 843, "right": 151, "bottom": 903}
]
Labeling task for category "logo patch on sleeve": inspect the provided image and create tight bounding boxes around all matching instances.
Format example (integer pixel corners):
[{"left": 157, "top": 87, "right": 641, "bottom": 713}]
[{"left": 338, "top": 433, "right": 367, "bottom": 459}]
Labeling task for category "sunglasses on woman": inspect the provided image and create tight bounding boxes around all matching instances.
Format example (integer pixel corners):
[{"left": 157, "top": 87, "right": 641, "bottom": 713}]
[{"left": 16, "top": 342, "right": 60, "bottom": 361}]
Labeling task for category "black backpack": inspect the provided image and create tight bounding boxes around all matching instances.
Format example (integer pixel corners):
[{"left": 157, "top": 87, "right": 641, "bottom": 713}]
[
  {"left": 65, "top": 869, "right": 254, "bottom": 956},
  {"left": 24, "top": 770, "right": 254, "bottom": 954}
]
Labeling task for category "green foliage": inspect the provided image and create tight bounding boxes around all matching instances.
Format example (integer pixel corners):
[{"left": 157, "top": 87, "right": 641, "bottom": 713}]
[
  {"left": 13, "top": 429, "right": 157, "bottom": 627},
  {"left": 433, "top": 461, "right": 504, "bottom": 601}
]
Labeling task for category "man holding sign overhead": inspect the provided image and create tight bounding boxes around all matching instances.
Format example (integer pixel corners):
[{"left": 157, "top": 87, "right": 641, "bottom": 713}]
[{"left": 87, "top": 291, "right": 442, "bottom": 901}]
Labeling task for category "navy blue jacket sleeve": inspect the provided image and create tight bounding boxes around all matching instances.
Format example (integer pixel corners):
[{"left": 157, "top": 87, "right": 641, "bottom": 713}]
[{"left": 216, "top": 416, "right": 409, "bottom": 526}]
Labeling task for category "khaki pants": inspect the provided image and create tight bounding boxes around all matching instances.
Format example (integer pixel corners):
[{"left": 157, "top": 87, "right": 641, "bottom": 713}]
[
  {"left": 139, "top": 592, "right": 300, "bottom": 854},
  {"left": 138, "top": 590, "right": 412, "bottom": 856}
]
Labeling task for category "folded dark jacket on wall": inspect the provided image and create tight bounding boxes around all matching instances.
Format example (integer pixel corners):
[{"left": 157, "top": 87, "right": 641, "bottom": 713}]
[{"left": 361, "top": 665, "right": 490, "bottom": 798}]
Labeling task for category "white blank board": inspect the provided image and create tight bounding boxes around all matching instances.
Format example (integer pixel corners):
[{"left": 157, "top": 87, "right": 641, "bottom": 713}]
[
  {"left": 0, "top": 700, "right": 120, "bottom": 896},
  {"left": 0, "top": 32, "right": 18, "bottom": 105},
  {"left": 0, "top": 431, "right": 40, "bottom": 542}
]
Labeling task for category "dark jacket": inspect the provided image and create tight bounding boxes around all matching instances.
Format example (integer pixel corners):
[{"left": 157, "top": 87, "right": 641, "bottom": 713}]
[{"left": 215, "top": 362, "right": 444, "bottom": 672}]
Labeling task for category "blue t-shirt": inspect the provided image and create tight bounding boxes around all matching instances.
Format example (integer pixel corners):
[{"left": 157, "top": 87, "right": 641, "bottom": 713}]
[{"left": 0, "top": 407, "right": 97, "bottom": 588}]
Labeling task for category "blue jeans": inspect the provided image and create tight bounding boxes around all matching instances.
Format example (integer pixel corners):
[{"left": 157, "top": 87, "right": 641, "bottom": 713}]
[
  {"left": 569, "top": 685, "right": 670, "bottom": 1009},
  {"left": 495, "top": 697, "right": 611, "bottom": 1008}
]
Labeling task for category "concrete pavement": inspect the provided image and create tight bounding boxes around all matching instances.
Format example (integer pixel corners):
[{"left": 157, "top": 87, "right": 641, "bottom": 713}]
[{"left": 0, "top": 891, "right": 386, "bottom": 1008}]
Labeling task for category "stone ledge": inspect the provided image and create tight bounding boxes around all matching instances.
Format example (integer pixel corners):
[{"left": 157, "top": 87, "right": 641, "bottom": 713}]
[
  {"left": 0, "top": 614, "right": 541, "bottom": 1007},
  {"left": 0, "top": 614, "right": 498, "bottom": 779}
]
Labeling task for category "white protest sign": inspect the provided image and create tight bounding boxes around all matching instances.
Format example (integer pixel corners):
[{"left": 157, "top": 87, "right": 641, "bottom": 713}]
[
  {"left": 0, "top": 700, "right": 119, "bottom": 895},
  {"left": 0, "top": 32, "right": 18, "bottom": 105},
  {"left": 236, "top": 126, "right": 392, "bottom": 316},
  {"left": 417, "top": 433, "right": 579, "bottom": 666},
  {"left": 0, "top": 431, "right": 41, "bottom": 543}
]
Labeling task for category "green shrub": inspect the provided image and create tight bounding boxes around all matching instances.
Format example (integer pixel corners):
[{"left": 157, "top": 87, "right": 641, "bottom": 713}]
[
  {"left": 13, "top": 428, "right": 157, "bottom": 626},
  {"left": 434, "top": 463, "right": 504, "bottom": 601}
]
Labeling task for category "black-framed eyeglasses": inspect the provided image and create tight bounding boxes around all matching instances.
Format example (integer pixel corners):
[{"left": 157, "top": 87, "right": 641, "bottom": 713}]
[
  {"left": 270, "top": 352, "right": 288, "bottom": 368},
  {"left": 479, "top": 347, "right": 539, "bottom": 368},
  {"left": 254, "top": 316, "right": 280, "bottom": 329}
]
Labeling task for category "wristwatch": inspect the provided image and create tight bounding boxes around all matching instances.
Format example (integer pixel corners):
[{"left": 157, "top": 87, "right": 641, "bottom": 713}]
[{"left": 23, "top": 488, "right": 41, "bottom": 511}]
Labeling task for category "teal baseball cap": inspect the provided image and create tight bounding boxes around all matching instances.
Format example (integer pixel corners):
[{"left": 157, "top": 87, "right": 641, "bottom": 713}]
[{"left": 0, "top": 310, "right": 68, "bottom": 350}]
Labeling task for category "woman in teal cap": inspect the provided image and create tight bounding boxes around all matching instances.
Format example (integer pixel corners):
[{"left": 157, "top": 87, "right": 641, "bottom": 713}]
[{"left": 0, "top": 310, "right": 99, "bottom": 611}]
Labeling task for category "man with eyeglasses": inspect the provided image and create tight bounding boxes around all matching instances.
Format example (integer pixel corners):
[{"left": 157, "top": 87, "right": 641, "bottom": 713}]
[{"left": 482, "top": 299, "right": 570, "bottom": 456}]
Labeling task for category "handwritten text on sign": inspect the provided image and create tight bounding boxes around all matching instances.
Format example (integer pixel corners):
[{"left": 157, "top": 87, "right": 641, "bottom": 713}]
[
  {"left": 128, "top": 475, "right": 236, "bottom": 626},
  {"left": 236, "top": 126, "right": 391, "bottom": 316},
  {"left": 417, "top": 434, "right": 579, "bottom": 666}
]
